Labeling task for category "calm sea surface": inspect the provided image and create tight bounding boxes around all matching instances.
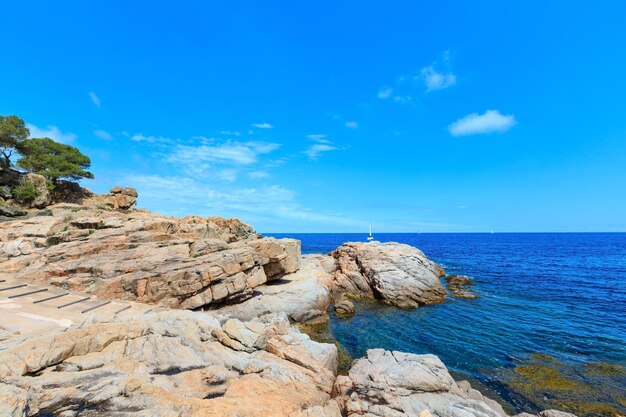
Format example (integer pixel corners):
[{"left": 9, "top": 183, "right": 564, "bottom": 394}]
[{"left": 269, "top": 233, "right": 626, "bottom": 413}]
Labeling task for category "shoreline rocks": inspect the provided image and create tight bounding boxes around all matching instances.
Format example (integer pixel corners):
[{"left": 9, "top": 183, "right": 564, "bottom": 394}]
[
  {"left": 445, "top": 274, "right": 479, "bottom": 299},
  {"left": 329, "top": 241, "right": 447, "bottom": 308},
  {"left": 0, "top": 204, "right": 300, "bottom": 310},
  {"left": 0, "top": 310, "right": 338, "bottom": 417}
]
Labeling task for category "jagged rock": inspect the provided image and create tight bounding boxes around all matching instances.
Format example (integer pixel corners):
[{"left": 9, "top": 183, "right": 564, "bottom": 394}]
[
  {"left": 0, "top": 185, "right": 11, "bottom": 199},
  {"left": 538, "top": 411, "right": 578, "bottom": 417},
  {"left": 84, "top": 185, "right": 138, "bottom": 210},
  {"left": 213, "top": 255, "right": 333, "bottom": 323},
  {"left": 248, "top": 237, "right": 301, "bottom": 279},
  {"left": 0, "top": 204, "right": 26, "bottom": 218},
  {"left": 24, "top": 173, "right": 51, "bottom": 209},
  {"left": 0, "top": 310, "right": 339, "bottom": 417},
  {"left": 335, "top": 349, "right": 508, "bottom": 417},
  {"left": 330, "top": 242, "right": 446, "bottom": 308},
  {"left": 334, "top": 299, "right": 355, "bottom": 316},
  {"left": 0, "top": 205, "right": 301, "bottom": 310},
  {"left": 445, "top": 275, "right": 479, "bottom": 299}
]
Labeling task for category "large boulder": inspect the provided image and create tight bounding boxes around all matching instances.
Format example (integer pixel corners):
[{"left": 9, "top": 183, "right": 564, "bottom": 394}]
[
  {"left": 0, "top": 310, "right": 340, "bottom": 417},
  {"left": 248, "top": 237, "right": 301, "bottom": 280},
  {"left": 23, "top": 173, "right": 51, "bottom": 209},
  {"left": 335, "top": 349, "right": 508, "bottom": 417},
  {"left": 330, "top": 242, "right": 446, "bottom": 307}
]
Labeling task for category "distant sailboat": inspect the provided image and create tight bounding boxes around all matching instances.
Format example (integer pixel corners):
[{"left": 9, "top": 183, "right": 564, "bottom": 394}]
[{"left": 367, "top": 224, "right": 374, "bottom": 241}]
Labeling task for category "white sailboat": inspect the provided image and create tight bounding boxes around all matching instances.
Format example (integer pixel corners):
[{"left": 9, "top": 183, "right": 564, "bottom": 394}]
[{"left": 367, "top": 224, "right": 374, "bottom": 241}]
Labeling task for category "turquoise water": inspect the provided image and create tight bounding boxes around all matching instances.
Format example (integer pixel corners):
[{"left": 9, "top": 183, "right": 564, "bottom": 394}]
[{"left": 270, "top": 233, "right": 626, "bottom": 414}]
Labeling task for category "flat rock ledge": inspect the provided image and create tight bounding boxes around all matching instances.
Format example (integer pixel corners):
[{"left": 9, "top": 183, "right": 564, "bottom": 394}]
[{"left": 329, "top": 241, "right": 447, "bottom": 308}]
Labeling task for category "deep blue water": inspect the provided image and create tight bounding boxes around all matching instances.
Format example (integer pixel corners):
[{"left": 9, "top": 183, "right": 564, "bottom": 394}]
[{"left": 270, "top": 233, "right": 626, "bottom": 410}]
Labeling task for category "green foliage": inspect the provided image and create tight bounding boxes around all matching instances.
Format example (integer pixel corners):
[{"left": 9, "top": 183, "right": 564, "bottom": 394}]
[
  {"left": 0, "top": 115, "right": 29, "bottom": 168},
  {"left": 12, "top": 180, "right": 38, "bottom": 204},
  {"left": 17, "top": 137, "right": 94, "bottom": 182}
]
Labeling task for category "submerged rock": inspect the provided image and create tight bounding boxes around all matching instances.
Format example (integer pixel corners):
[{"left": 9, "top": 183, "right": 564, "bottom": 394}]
[
  {"left": 445, "top": 274, "right": 479, "bottom": 299},
  {"left": 334, "top": 299, "right": 355, "bottom": 316},
  {"left": 330, "top": 241, "right": 446, "bottom": 307}
]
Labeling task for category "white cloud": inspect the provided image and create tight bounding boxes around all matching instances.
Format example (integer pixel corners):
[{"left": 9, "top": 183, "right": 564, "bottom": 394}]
[
  {"left": 448, "top": 110, "right": 517, "bottom": 136},
  {"left": 167, "top": 141, "right": 280, "bottom": 175},
  {"left": 304, "top": 143, "right": 338, "bottom": 160},
  {"left": 124, "top": 174, "right": 358, "bottom": 226},
  {"left": 252, "top": 122, "right": 274, "bottom": 129},
  {"left": 94, "top": 130, "right": 112, "bottom": 140},
  {"left": 88, "top": 92, "right": 101, "bottom": 107},
  {"left": 377, "top": 87, "right": 393, "bottom": 99},
  {"left": 27, "top": 124, "right": 77, "bottom": 144},
  {"left": 307, "top": 134, "right": 328, "bottom": 142},
  {"left": 249, "top": 170, "right": 271, "bottom": 179},
  {"left": 131, "top": 134, "right": 174, "bottom": 144},
  {"left": 219, "top": 130, "right": 241, "bottom": 136},
  {"left": 420, "top": 66, "right": 456, "bottom": 92},
  {"left": 345, "top": 121, "right": 358, "bottom": 129},
  {"left": 393, "top": 95, "right": 412, "bottom": 104}
]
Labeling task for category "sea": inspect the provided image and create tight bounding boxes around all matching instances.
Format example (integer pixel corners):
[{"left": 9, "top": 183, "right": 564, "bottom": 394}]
[{"left": 269, "top": 232, "right": 626, "bottom": 415}]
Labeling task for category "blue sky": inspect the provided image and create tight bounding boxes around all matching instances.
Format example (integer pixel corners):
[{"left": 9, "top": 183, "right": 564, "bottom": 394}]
[{"left": 2, "top": 1, "right": 626, "bottom": 232}]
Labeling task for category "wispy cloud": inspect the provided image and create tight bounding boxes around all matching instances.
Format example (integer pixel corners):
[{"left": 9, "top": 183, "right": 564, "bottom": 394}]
[
  {"left": 252, "top": 122, "right": 274, "bottom": 129},
  {"left": 307, "top": 134, "right": 330, "bottom": 143},
  {"left": 27, "top": 124, "right": 77, "bottom": 144},
  {"left": 219, "top": 130, "right": 241, "bottom": 136},
  {"left": 419, "top": 50, "right": 457, "bottom": 92},
  {"left": 124, "top": 174, "right": 358, "bottom": 226},
  {"left": 94, "top": 130, "right": 112, "bottom": 140},
  {"left": 345, "top": 121, "right": 358, "bottom": 129},
  {"left": 131, "top": 133, "right": 174, "bottom": 144},
  {"left": 448, "top": 110, "right": 517, "bottom": 136},
  {"left": 167, "top": 141, "right": 280, "bottom": 176},
  {"left": 304, "top": 143, "right": 338, "bottom": 160},
  {"left": 88, "top": 92, "right": 101, "bottom": 107},
  {"left": 249, "top": 170, "right": 271, "bottom": 179},
  {"left": 420, "top": 66, "right": 456, "bottom": 92},
  {"left": 377, "top": 87, "right": 393, "bottom": 99}
]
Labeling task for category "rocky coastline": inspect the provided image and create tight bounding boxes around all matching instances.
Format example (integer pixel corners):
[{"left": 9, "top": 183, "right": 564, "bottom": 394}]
[{"left": 0, "top": 186, "right": 580, "bottom": 417}]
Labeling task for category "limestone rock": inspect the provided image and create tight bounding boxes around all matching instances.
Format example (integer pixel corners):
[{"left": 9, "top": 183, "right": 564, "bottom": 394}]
[
  {"left": 330, "top": 242, "right": 446, "bottom": 307},
  {"left": 0, "top": 310, "right": 338, "bottom": 417}
]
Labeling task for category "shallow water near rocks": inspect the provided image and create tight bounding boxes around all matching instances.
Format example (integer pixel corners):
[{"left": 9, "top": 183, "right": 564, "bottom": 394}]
[{"left": 270, "top": 232, "right": 626, "bottom": 416}]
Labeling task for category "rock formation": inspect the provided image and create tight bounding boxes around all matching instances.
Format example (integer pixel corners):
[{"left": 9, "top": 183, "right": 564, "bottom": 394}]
[
  {"left": 0, "top": 204, "right": 300, "bottom": 310},
  {"left": 83, "top": 186, "right": 138, "bottom": 210},
  {"left": 329, "top": 242, "right": 447, "bottom": 307},
  {"left": 0, "top": 310, "right": 339, "bottom": 417},
  {"left": 214, "top": 254, "right": 334, "bottom": 324},
  {"left": 334, "top": 349, "right": 577, "bottom": 417},
  {"left": 445, "top": 275, "right": 479, "bottom": 299}
]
